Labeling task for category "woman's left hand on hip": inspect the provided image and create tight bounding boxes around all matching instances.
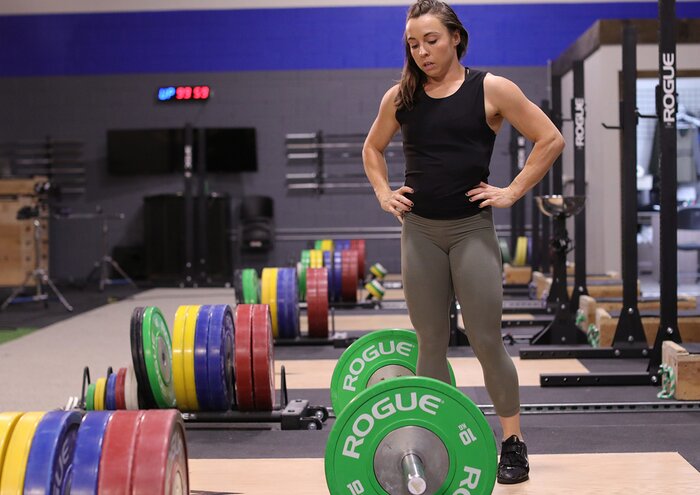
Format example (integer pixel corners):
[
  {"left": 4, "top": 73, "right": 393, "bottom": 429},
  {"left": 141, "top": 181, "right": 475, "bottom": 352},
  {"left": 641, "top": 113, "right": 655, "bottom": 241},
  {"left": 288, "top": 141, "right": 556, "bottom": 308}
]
[{"left": 466, "top": 182, "right": 517, "bottom": 208}]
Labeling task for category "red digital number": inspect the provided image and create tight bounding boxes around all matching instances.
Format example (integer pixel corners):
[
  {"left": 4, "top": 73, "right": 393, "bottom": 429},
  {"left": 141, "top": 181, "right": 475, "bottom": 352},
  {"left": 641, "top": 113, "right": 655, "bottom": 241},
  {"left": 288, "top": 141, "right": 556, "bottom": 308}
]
[
  {"left": 193, "top": 86, "right": 211, "bottom": 100},
  {"left": 174, "top": 85, "right": 209, "bottom": 101},
  {"left": 176, "top": 86, "right": 193, "bottom": 99}
]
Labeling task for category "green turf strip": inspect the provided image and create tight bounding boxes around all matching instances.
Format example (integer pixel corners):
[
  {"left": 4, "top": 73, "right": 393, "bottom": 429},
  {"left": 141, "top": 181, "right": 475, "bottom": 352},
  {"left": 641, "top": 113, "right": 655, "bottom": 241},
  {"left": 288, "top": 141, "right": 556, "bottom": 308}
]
[{"left": 0, "top": 327, "right": 39, "bottom": 345}]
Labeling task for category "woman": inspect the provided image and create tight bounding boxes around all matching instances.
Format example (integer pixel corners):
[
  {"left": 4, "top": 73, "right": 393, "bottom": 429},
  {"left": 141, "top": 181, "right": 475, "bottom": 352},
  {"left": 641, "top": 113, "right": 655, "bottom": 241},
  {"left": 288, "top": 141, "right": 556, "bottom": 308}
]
[{"left": 362, "top": 0, "right": 564, "bottom": 485}]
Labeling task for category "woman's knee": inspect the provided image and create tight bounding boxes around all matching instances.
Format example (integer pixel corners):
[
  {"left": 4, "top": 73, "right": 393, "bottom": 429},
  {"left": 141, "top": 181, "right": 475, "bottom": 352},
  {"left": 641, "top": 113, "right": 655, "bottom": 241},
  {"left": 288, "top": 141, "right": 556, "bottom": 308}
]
[{"left": 414, "top": 330, "right": 450, "bottom": 353}]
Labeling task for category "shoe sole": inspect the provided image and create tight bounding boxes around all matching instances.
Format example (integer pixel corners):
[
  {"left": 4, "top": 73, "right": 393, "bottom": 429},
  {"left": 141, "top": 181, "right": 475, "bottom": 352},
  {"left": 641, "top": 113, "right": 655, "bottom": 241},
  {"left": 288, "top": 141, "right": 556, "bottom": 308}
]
[{"left": 497, "top": 474, "right": 529, "bottom": 485}]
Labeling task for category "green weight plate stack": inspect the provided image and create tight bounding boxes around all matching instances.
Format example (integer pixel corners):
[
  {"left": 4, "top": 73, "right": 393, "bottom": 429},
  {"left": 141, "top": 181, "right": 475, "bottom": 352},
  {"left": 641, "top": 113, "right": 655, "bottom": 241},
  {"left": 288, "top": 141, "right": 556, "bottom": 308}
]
[
  {"left": 299, "top": 250, "right": 311, "bottom": 302},
  {"left": 241, "top": 269, "right": 260, "bottom": 304}
]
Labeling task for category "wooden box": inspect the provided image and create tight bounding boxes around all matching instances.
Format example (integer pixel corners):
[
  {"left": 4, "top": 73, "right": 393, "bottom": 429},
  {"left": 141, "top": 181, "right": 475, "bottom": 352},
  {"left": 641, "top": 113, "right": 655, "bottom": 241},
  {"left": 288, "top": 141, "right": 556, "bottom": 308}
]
[
  {"left": 537, "top": 276, "right": 637, "bottom": 300},
  {"left": 662, "top": 341, "right": 700, "bottom": 400},
  {"left": 577, "top": 295, "right": 697, "bottom": 331},
  {"left": 503, "top": 263, "right": 532, "bottom": 285},
  {"left": 577, "top": 295, "right": 597, "bottom": 330},
  {"left": 596, "top": 308, "right": 700, "bottom": 347},
  {"left": 531, "top": 271, "right": 549, "bottom": 300},
  {"left": 0, "top": 198, "right": 49, "bottom": 286}
]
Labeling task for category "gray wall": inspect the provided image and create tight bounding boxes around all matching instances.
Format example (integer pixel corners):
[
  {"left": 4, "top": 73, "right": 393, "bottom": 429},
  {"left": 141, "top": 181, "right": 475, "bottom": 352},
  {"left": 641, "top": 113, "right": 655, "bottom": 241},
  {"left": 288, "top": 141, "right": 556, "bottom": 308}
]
[{"left": 0, "top": 66, "right": 547, "bottom": 281}]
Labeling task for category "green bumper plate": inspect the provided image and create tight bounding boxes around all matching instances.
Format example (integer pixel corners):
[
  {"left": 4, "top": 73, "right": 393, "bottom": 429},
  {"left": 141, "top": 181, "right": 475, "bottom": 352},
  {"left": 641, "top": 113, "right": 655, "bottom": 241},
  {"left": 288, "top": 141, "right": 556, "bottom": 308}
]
[
  {"left": 85, "top": 383, "right": 96, "bottom": 411},
  {"left": 330, "top": 329, "right": 456, "bottom": 416},
  {"left": 325, "top": 376, "right": 497, "bottom": 495},
  {"left": 299, "top": 250, "right": 311, "bottom": 301},
  {"left": 241, "top": 269, "right": 260, "bottom": 304},
  {"left": 499, "top": 239, "right": 511, "bottom": 264},
  {"left": 142, "top": 306, "right": 176, "bottom": 408}
]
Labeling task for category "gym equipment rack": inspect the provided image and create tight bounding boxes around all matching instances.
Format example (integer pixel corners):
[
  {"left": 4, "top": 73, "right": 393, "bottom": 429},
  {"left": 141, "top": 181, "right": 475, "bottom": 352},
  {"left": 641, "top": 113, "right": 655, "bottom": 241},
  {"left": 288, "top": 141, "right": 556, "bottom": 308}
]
[
  {"left": 72, "top": 365, "right": 329, "bottom": 431},
  {"left": 521, "top": 7, "right": 689, "bottom": 388}
]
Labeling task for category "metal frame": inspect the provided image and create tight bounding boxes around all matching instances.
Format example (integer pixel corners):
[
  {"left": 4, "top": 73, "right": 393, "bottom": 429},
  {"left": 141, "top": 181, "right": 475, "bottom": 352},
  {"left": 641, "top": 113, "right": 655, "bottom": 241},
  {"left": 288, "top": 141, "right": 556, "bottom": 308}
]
[
  {"left": 86, "top": 211, "right": 137, "bottom": 291},
  {"left": 520, "top": 27, "right": 650, "bottom": 364},
  {"left": 480, "top": 400, "right": 700, "bottom": 415},
  {"left": 522, "top": 6, "right": 684, "bottom": 387},
  {"left": 551, "top": 76, "right": 564, "bottom": 197},
  {"left": 539, "top": 100, "right": 552, "bottom": 274},
  {"left": 73, "top": 366, "right": 329, "bottom": 431},
  {"left": 285, "top": 131, "right": 405, "bottom": 192},
  {"left": 196, "top": 127, "right": 208, "bottom": 284},
  {"left": 522, "top": 26, "right": 652, "bottom": 367},
  {"left": 2, "top": 137, "right": 86, "bottom": 196},
  {"left": 613, "top": 24, "right": 649, "bottom": 352},
  {"left": 327, "top": 400, "right": 700, "bottom": 419},
  {"left": 544, "top": 77, "right": 568, "bottom": 311},
  {"left": 183, "top": 123, "right": 195, "bottom": 286},
  {"left": 650, "top": 0, "right": 683, "bottom": 372},
  {"left": 570, "top": 60, "right": 590, "bottom": 313},
  {"left": 526, "top": 74, "right": 588, "bottom": 346},
  {"left": 531, "top": 180, "right": 542, "bottom": 271},
  {"left": 181, "top": 125, "right": 224, "bottom": 286},
  {"left": 1, "top": 216, "right": 73, "bottom": 312},
  {"left": 509, "top": 126, "right": 527, "bottom": 256}
]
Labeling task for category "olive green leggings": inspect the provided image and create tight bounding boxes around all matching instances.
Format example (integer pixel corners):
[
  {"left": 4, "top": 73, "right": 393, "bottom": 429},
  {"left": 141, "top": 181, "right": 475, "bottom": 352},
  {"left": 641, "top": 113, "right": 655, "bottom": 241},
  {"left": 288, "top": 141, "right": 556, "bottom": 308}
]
[{"left": 401, "top": 209, "right": 520, "bottom": 417}]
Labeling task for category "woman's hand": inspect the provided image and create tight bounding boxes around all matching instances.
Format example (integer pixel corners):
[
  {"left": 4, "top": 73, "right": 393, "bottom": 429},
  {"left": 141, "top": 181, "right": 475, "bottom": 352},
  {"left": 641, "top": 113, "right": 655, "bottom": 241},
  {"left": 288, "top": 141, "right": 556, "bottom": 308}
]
[
  {"left": 466, "top": 182, "right": 518, "bottom": 208},
  {"left": 379, "top": 186, "right": 414, "bottom": 224}
]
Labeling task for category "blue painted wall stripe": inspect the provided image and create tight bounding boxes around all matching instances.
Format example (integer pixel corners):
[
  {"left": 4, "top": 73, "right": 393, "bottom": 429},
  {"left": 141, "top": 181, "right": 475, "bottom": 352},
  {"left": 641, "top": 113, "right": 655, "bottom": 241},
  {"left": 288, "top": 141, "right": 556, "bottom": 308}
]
[
  {"left": 1, "top": 3, "right": 699, "bottom": 76},
  {"left": 3, "top": 1, "right": 690, "bottom": 16}
]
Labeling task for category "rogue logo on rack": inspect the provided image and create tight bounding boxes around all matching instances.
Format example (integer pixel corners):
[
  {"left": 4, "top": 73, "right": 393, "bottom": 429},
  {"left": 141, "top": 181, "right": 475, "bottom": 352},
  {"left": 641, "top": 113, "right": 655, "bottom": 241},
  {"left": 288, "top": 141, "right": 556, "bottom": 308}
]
[
  {"left": 574, "top": 98, "right": 585, "bottom": 149},
  {"left": 517, "top": 136, "right": 526, "bottom": 170},
  {"left": 661, "top": 53, "right": 676, "bottom": 126}
]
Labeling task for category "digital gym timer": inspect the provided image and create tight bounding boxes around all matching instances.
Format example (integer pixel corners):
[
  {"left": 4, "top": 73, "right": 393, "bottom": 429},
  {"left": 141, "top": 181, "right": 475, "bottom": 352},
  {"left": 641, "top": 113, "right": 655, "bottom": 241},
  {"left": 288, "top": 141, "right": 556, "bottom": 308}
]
[{"left": 157, "top": 85, "right": 211, "bottom": 102}]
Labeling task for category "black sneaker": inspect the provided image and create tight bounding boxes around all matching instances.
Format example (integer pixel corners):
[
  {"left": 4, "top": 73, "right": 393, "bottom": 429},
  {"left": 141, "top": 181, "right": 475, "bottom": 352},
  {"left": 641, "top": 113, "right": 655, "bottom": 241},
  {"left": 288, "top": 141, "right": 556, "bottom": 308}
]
[{"left": 497, "top": 435, "right": 529, "bottom": 484}]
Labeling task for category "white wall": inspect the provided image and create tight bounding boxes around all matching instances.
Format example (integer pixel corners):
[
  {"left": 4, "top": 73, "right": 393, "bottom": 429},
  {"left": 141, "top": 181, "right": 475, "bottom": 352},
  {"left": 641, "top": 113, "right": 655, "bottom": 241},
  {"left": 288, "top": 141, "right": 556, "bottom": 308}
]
[{"left": 560, "top": 42, "right": 700, "bottom": 274}]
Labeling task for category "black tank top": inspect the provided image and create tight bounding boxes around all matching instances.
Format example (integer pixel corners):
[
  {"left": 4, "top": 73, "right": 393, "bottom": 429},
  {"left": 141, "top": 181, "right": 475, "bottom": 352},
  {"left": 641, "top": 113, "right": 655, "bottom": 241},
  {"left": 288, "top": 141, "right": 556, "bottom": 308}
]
[{"left": 395, "top": 68, "right": 496, "bottom": 219}]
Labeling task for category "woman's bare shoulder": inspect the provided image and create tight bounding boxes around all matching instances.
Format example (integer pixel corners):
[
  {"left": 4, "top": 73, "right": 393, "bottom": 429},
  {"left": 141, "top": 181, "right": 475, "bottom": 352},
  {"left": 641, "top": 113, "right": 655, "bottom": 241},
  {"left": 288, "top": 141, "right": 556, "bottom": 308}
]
[
  {"left": 483, "top": 73, "right": 523, "bottom": 98},
  {"left": 383, "top": 84, "right": 401, "bottom": 102}
]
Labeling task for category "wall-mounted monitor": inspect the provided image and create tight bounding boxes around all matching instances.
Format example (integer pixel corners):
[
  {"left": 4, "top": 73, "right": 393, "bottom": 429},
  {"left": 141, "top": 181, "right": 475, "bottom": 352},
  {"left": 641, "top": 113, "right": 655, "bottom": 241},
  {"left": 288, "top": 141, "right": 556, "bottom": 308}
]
[
  {"left": 107, "top": 129, "right": 184, "bottom": 175},
  {"left": 205, "top": 128, "right": 257, "bottom": 173},
  {"left": 107, "top": 127, "right": 257, "bottom": 175}
]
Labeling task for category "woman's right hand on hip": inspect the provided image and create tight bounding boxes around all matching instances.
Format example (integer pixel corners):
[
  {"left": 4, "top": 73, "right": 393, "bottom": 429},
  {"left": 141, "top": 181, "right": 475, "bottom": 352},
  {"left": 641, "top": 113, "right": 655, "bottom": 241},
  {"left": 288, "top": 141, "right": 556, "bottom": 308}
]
[{"left": 379, "top": 186, "right": 414, "bottom": 224}]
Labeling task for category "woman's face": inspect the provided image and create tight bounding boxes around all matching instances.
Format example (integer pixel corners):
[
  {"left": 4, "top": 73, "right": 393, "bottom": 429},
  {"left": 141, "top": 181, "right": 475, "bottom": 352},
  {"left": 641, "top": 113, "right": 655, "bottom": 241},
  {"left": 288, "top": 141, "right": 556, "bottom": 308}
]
[{"left": 405, "top": 14, "right": 460, "bottom": 76}]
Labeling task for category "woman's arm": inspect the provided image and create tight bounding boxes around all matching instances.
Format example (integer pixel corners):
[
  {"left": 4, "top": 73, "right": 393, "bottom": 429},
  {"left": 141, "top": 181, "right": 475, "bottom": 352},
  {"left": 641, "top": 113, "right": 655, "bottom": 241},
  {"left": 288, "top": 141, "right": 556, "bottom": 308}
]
[
  {"left": 467, "top": 75, "right": 565, "bottom": 208},
  {"left": 363, "top": 85, "right": 414, "bottom": 223}
]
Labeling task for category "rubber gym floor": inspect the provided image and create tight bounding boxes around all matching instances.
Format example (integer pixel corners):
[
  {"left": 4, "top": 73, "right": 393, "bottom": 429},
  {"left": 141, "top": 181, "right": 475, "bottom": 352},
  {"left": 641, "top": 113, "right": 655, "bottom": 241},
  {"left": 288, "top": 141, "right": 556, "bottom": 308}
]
[{"left": 1, "top": 278, "right": 699, "bottom": 494}]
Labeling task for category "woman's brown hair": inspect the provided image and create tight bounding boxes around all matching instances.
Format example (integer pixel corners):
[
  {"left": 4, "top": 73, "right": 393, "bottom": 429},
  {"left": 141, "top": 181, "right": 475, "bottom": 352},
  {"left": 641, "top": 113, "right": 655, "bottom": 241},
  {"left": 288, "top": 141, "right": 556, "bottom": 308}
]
[{"left": 395, "top": 0, "right": 469, "bottom": 110}]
